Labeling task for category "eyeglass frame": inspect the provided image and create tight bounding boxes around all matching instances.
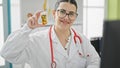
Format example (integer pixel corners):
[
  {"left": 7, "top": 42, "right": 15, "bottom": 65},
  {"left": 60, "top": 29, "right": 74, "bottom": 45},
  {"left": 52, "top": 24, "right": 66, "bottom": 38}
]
[{"left": 56, "top": 9, "right": 78, "bottom": 20}]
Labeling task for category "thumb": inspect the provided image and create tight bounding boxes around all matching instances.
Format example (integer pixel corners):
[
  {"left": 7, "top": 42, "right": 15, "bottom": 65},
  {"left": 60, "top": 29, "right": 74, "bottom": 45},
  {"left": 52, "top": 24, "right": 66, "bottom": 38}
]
[{"left": 36, "top": 23, "right": 45, "bottom": 27}]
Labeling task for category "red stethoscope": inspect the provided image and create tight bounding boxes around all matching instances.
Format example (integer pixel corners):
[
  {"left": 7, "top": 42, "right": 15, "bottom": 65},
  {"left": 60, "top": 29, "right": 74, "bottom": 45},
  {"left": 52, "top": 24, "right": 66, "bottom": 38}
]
[{"left": 49, "top": 26, "right": 84, "bottom": 68}]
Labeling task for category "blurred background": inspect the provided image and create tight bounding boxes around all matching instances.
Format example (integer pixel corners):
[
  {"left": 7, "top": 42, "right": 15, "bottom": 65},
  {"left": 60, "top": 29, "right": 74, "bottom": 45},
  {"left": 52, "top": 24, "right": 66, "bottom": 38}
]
[{"left": 0, "top": 0, "right": 119, "bottom": 68}]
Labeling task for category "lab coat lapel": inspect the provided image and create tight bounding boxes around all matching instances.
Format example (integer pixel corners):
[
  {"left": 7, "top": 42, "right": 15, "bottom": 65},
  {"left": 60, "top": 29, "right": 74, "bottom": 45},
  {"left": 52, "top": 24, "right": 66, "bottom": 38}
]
[
  {"left": 68, "top": 31, "right": 78, "bottom": 60},
  {"left": 51, "top": 26, "right": 68, "bottom": 58}
]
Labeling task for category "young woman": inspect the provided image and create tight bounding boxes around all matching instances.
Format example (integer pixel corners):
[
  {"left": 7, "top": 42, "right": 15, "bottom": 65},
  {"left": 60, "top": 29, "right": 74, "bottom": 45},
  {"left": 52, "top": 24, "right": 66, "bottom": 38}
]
[{"left": 1, "top": 0, "right": 100, "bottom": 68}]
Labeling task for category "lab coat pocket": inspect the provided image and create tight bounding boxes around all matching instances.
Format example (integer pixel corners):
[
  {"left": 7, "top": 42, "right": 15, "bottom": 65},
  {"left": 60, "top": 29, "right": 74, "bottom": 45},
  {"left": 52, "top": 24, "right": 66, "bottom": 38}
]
[
  {"left": 77, "top": 56, "right": 87, "bottom": 68},
  {"left": 70, "top": 54, "right": 87, "bottom": 68}
]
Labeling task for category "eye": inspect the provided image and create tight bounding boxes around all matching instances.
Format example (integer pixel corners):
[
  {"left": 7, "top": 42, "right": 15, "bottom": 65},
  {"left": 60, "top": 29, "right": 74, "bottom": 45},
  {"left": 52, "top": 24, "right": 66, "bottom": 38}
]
[
  {"left": 59, "top": 9, "right": 66, "bottom": 14},
  {"left": 69, "top": 12, "right": 75, "bottom": 16},
  {"left": 69, "top": 11, "right": 78, "bottom": 17}
]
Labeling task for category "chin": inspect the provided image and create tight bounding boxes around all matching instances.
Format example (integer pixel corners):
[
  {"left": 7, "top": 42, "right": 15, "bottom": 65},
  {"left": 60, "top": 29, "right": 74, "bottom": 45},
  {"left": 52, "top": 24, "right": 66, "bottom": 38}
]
[{"left": 59, "top": 25, "right": 70, "bottom": 30}]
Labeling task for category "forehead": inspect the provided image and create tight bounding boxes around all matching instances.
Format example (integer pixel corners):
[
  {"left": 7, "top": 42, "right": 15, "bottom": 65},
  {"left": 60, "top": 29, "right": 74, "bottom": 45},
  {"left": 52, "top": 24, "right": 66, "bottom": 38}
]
[{"left": 57, "top": 2, "right": 76, "bottom": 12}]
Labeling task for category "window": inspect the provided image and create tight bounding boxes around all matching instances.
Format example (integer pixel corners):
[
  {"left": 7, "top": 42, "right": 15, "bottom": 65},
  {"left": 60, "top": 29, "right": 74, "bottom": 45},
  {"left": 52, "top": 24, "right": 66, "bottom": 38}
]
[
  {"left": 0, "top": 0, "right": 2, "bottom": 3},
  {"left": 0, "top": 0, "right": 21, "bottom": 66},
  {"left": 11, "top": 0, "right": 21, "bottom": 32},
  {"left": 0, "top": 0, "right": 5, "bottom": 66},
  {"left": 83, "top": 0, "right": 105, "bottom": 39},
  {"left": 87, "top": 0, "right": 104, "bottom": 7}
]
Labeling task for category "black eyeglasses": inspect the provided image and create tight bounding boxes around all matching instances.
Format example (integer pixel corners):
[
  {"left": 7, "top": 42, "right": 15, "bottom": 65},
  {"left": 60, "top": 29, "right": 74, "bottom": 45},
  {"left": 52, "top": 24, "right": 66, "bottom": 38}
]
[{"left": 57, "top": 9, "right": 78, "bottom": 20}]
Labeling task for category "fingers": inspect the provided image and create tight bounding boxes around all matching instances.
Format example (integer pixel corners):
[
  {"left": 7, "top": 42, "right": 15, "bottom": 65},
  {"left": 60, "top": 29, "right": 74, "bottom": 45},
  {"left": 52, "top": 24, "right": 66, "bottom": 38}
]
[
  {"left": 34, "top": 10, "right": 43, "bottom": 25},
  {"left": 35, "top": 10, "right": 43, "bottom": 21},
  {"left": 27, "top": 13, "right": 33, "bottom": 18},
  {"left": 27, "top": 17, "right": 35, "bottom": 29},
  {"left": 27, "top": 10, "right": 44, "bottom": 29},
  {"left": 35, "top": 11, "right": 41, "bottom": 20},
  {"left": 36, "top": 23, "right": 45, "bottom": 27}
]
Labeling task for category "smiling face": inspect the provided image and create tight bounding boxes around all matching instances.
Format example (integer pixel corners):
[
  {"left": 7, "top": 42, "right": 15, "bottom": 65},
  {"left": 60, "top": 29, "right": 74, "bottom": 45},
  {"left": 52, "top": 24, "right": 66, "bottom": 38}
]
[{"left": 53, "top": 2, "right": 77, "bottom": 30}]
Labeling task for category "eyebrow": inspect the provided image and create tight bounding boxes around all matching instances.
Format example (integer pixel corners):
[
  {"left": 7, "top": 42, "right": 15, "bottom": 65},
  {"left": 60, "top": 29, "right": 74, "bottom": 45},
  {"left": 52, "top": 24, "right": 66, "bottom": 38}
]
[{"left": 58, "top": 8, "right": 76, "bottom": 13}]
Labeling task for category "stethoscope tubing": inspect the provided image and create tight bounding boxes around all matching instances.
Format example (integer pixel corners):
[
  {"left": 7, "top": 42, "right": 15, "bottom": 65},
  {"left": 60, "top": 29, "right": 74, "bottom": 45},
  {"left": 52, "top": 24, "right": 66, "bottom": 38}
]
[{"left": 49, "top": 26, "right": 82, "bottom": 68}]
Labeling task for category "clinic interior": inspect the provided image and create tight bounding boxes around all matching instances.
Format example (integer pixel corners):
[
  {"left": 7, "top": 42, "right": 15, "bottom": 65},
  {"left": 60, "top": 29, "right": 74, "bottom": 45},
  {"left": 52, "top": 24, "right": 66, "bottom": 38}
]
[{"left": 0, "top": 0, "right": 119, "bottom": 68}]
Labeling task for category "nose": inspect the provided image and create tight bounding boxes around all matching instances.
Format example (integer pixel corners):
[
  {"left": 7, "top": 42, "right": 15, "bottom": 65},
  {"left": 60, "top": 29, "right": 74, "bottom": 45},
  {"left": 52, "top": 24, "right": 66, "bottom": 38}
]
[{"left": 64, "top": 14, "right": 69, "bottom": 20}]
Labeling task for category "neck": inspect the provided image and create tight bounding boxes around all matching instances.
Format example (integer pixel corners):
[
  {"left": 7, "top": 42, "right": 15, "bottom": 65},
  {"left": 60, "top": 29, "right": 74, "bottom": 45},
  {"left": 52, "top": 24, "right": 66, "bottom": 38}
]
[
  {"left": 54, "top": 26, "right": 71, "bottom": 46},
  {"left": 54, "top": 26, "right": 71, "bottom": 38},
  {"left": 54, "top": 25, "right": 72, "bottom": 47}
]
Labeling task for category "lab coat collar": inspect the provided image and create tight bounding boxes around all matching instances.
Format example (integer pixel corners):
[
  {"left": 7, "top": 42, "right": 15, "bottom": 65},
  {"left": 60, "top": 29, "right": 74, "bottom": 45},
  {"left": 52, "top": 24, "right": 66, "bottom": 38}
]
[
  {"left": 51, "top": 26, "right": 68, "bottom": 58},
  {"left": 68, "top": 31, "right": 79, "bottom": 60},
  {"left": 51, "top": 26, "right": 79, "bottom": 59},
  {"left": 51, "top": 26, "right": 74, "bottom": 43}
]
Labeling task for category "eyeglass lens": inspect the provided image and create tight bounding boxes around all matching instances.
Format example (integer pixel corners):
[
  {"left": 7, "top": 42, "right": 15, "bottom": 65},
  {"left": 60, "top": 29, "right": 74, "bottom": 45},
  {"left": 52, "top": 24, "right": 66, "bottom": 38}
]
[{"left": 57, "top": 9, "right": 78, "bottom": 20}]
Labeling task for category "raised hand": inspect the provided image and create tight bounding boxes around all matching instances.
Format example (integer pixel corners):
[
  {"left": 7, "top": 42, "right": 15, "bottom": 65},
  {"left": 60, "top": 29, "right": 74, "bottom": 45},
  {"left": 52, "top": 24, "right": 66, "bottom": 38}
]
[{"left": 27, "top": 11, "right": 45, "bottom": 29}]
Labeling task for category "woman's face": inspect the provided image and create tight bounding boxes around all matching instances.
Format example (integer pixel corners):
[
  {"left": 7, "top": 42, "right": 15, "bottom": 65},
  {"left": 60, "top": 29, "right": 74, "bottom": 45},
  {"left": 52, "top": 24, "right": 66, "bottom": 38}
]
[{"left": 53, "top": 2, "right": 77, "bottom": 30}]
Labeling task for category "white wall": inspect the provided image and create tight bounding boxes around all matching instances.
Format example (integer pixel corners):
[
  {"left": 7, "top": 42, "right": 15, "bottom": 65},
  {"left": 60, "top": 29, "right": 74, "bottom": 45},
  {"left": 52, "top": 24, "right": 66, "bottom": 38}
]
[{"left": 20, "top": 0, "right": 83, "bottom": 33}]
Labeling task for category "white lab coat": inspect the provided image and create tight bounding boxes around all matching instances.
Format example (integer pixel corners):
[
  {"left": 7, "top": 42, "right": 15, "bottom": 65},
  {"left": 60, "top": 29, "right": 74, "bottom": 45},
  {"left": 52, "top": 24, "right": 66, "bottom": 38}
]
[{"left": 0, "top": 24, "right": 100, "bottom": 68}]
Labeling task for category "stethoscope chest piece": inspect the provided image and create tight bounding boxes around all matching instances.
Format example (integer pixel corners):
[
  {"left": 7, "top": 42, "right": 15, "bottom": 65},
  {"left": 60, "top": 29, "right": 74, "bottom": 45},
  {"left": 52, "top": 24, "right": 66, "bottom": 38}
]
[{"left": 51, "top": 61, "right": 56, "bottom": 68}]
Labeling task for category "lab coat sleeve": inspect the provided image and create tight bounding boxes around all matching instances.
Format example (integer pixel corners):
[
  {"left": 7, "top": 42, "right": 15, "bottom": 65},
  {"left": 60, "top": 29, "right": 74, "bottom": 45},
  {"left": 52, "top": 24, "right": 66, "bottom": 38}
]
[
  {"left": 0, "top": 24, "right": 33, "bottom": 64},
  {"left": 81, "top": 35, "right": 100, "bottom": 68}
]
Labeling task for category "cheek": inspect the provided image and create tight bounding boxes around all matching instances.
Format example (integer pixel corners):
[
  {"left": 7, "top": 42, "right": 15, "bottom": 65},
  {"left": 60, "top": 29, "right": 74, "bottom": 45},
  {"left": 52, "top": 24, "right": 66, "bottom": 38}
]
[
  {"left": 54, "top": 15, "right": 60, "bottom": 22},
  {"left": 54, "top": 17, "right": 59, "bottom": 25},
  {"left": 54, "top": 13, "right": 57, "bottom": 20},
  {"left": 71, "top": 19, "right": 76, "bottom": 23}
]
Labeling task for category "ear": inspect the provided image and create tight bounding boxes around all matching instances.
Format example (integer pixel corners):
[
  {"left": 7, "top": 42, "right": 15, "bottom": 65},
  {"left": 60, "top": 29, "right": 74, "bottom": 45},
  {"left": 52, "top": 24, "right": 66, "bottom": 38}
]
[{"left": 52, "top": 10, "right": 56, "bottom": 19}]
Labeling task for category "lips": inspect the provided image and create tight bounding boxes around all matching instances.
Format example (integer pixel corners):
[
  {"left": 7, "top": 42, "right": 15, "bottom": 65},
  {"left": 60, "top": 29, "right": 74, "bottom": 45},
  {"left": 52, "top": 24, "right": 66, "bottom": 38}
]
[{"left": 60, "top": 20, "right": 70, "bottom": 24}]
